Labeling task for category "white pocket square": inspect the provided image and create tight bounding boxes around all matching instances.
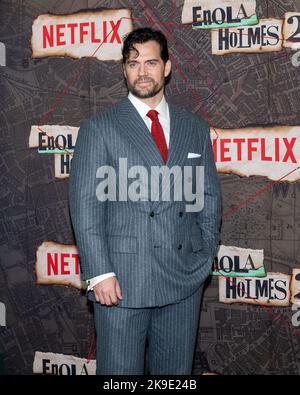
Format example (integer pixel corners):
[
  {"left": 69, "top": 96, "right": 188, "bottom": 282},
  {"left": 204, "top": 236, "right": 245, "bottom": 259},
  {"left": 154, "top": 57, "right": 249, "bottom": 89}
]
[{"left": 187, "top": 152, "right": 201, "bottom": 158}]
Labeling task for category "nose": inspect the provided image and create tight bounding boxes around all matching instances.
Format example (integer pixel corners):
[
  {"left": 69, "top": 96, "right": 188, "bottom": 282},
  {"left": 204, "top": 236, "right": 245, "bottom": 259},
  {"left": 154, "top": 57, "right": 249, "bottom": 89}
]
[{"left": 138, "top": 63, "right": 148, "bottom": 76}]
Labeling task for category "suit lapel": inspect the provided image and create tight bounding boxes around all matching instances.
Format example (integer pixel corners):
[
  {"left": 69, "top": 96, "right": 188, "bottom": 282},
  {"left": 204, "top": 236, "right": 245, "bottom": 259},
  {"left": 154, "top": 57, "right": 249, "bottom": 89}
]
[
  {"left": 115, "top": 97, "right": 192, "bottom": 209},
  {"left": 152, "top": 102, "right": 191, "bottom": 210},
  {"left": 115, "top": 97, "right": 165, "bottom": 168},
  {"left": 166, "top": 102, "right": 191, "bottom": 169}
]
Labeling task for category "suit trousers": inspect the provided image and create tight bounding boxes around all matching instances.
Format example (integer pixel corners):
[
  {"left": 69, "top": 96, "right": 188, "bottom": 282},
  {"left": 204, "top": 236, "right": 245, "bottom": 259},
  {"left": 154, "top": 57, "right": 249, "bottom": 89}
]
[{"left": 93, "top": 284, "right": 204, "bottom": 375}]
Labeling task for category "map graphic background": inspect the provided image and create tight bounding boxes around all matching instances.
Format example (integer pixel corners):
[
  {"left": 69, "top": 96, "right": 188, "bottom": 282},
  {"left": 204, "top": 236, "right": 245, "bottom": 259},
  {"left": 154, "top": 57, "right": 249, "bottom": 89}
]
[{"left": 1, "top": 0, "right": 300, "bottom": 374}]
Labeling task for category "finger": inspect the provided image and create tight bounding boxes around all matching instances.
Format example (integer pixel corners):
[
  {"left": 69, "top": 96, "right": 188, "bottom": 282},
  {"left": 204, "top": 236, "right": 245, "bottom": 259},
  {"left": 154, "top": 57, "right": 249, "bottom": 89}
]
[
  {"left": 99, "top": 298, "right": 105, "bottom": 305},
  {"left": 103, "top": 294, "right": 113, "bottom": 306},
  {"left": 107, "top": 288, "right": 119, "bottom": 305},
  {"left": 115, "top": 281, "right": 123, "bottom": 300},
  {"left": 110, "top": 291, "right": 119, "bottom": 305},
  {"left": 97, "top": 289, "right": 107, "bottom": 305},
  {"left": 93, "top": 289, "right": 100, "bottom": 303},
  {"left": 98, "top": 294, "right": 105, "bottom": 304}
]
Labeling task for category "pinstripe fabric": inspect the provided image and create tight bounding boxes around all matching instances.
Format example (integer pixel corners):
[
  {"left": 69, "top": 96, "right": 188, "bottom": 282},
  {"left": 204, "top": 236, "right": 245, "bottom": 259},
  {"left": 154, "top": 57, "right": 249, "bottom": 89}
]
[
  {"left": 68, "top": 96, "right": 222, "bottom": 309},
  {"left": 93, "top": 285, "right": 203, "bottom": 375},
  {"left": 147, "top": 284, "right": 203, "bottom": 375},
  {"left": 94, "top": 304, "right": 150, "bottom": 375}
]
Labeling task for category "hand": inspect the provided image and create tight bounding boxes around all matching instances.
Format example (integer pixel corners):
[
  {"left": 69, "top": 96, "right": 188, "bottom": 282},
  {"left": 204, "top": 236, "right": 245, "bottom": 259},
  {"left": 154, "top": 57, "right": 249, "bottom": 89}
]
[{"left": 93, "top": 277, "right": 123, "bottom": 306}]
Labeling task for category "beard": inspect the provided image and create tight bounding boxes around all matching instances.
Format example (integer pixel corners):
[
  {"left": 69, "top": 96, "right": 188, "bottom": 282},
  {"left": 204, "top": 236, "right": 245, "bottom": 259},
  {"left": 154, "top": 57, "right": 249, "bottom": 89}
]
[{"left": 127, "top": 77, "right": 164, "bottom": 99}]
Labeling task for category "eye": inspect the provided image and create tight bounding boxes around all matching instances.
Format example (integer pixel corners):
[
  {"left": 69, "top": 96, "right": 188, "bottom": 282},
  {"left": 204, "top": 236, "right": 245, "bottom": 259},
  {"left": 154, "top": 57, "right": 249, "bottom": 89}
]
[
  {"left": 128, "top": 62, "right": 138, "bottom": 68},
  {"left": 147, "top": 60, "right": 158, "bottom": 67}
]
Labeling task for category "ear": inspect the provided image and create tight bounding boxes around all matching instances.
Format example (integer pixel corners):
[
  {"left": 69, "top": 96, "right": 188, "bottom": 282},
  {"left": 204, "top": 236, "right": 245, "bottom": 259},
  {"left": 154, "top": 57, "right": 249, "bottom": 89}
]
[{"left": 164, "top": 59, "right": 171, "bottom": 78}]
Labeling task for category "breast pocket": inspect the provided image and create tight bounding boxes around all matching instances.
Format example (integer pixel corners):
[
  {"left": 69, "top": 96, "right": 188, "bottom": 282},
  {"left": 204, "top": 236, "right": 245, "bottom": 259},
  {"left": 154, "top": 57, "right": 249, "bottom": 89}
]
[
  {"left": 185, "top": 155, "right": 203, "bottom": 173},
  {"left": 107, "top": 235, "right": 137, "bottom": 254}
]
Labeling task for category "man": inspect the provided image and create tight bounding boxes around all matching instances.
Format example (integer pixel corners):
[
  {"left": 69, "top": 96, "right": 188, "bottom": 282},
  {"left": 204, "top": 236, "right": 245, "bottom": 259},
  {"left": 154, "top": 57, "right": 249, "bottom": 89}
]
[{"left": 69, "top": 27, "right": 222, "bottom": 375}]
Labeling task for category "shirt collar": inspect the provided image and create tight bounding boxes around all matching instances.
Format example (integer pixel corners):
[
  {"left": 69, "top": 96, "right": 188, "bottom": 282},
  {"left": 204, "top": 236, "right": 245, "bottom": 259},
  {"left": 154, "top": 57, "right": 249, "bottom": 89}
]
[{"left": 128, "top": 92, "right": 169, "bottom": 121}]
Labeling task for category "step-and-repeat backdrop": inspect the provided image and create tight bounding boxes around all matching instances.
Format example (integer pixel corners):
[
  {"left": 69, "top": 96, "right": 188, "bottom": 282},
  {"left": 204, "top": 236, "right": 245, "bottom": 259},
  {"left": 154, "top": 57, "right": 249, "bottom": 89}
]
[{"left": 1, "top": 0, "right": 300, "bottom": 375}]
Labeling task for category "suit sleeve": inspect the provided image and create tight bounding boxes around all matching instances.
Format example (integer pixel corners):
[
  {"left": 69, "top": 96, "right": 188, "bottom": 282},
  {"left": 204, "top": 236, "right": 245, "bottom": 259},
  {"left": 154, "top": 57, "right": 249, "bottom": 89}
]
[
  {"left": 68, "top": 118, "right": 113, "bottom": 280},
  {"left": 196, "top": 121, "right": 222, "bottom": 264}
]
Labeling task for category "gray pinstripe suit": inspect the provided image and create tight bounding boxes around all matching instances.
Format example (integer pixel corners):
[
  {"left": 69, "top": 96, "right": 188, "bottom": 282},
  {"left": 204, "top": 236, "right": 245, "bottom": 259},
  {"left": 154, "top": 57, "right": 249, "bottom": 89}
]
[{"left": 68, "top": 96, "right": 222, "bottom": 374}]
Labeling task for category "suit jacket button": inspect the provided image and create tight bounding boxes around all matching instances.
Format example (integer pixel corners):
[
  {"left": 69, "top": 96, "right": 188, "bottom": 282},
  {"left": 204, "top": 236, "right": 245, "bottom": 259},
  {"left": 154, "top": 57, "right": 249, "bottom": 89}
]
[
  {"left": 178, "top": 244, "right": 182, "bottom": 250},
  {"left": 179, "top": 212, "right": 183, "bottom": 217},
  {"left": 150, "top": 211, "right": 155, "bottom": 217}
]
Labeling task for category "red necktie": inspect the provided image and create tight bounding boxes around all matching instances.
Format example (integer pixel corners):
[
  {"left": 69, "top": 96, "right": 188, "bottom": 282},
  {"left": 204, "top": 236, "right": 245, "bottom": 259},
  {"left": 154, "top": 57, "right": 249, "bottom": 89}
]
[{"left": 146, "top": 110, "right": 168, "bottom": 163}]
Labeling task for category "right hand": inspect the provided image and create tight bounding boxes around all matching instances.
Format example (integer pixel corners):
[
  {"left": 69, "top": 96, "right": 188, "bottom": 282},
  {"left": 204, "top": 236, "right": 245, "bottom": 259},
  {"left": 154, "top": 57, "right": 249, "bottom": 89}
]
[{"left": 93, "top": 277, "right": 123, "bottom": 306}]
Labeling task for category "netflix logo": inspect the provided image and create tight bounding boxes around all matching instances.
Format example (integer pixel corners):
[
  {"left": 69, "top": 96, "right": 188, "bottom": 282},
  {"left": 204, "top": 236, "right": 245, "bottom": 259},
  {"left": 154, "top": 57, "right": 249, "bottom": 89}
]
[
  {"left": 35, "top": 241, "right": 86, "bottom": 289},
  {"left": 210, "top": 126, "right": 300, "bottom": 182},
  {"left": 42, "top": 20, "right": 122, "bottom": 49},
  {"left": 31, "top": 9, "right": 133, "bottom": 61},
  {"left": 47, "top": 251, "right": 79, "bottom": 276},
  {"left": 213, "top": 137, "right": 297, "bottom": 163}
]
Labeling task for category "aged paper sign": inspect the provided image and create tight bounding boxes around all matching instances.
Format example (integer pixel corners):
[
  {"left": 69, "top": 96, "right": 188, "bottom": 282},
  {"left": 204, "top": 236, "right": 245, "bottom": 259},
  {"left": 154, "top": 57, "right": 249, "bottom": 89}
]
[
  {"left": 54, "top": 153, "right": 72, "bottom": 179},
  {"left": 35, "top": 241, "right": 86, "bottom": 289},
  {"left": 29, "top": 125, "right": 77, "bottom": 178},
  {"left": 211, "top": 126, "right": 300, "bottom": 182},
  {"left": 283, "top": 12, "right": 300, "bottom": 49},
  {"left": 219, "top": 272, "right": 291, "bottom": 306},
  {"left": 182, "top": 0, "right": 257, "bottom": 27},
  {"left": 291, "top": 268, "right": 300, "bottom": 305},
  {"left": 211, "top": 18, "right": 283, "bottom": 54},
  {"left": 212, "top": 245, "right": 265, "bottom": 277},
  {"left": 31, "top": 9, "right": 133, "bottom": 60},
  {"left": 29, "top": 125, "right": 78, "bottom": 153},
  {"left": 33, "top": 351, "right": 96, "bottom": 375}
]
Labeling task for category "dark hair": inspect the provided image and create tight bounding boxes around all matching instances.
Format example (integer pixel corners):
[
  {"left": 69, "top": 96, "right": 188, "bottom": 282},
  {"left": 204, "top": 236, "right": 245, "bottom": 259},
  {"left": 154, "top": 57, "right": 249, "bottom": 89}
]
[{"left": 122, "top": 27, "right": 169, "bottom": 64}]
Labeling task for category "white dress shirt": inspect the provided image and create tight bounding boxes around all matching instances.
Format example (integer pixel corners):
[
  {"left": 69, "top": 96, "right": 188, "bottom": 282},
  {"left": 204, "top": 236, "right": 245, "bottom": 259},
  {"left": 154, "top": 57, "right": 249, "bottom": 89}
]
[{"left": 86, "top": 92, "right": 170, "bottom": 290}]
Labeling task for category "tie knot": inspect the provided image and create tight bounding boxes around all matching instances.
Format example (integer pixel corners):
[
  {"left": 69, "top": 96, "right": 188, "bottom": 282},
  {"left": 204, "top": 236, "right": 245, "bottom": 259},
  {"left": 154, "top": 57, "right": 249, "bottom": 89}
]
[{"left": 147, "top": 109, "right": 159, "bottom": 121}]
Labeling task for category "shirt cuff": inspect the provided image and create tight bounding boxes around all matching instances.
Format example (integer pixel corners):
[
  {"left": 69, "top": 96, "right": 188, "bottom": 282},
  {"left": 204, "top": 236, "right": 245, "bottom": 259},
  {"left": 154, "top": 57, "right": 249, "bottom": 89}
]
[{"left": 86, "top": 272, "right": 116, "bottom": 291}]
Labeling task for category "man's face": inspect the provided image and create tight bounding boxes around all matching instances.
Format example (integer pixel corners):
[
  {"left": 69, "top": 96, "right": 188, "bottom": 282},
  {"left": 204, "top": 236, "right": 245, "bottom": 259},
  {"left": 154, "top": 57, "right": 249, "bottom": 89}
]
[{"left": 123, "top": 40, "right": 171, "bottom": 99}]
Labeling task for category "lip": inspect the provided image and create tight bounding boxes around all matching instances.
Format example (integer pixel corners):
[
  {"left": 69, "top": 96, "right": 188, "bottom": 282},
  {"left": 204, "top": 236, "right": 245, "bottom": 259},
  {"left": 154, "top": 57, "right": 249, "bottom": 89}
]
[{"left": 137, "top": 81, "right": 152, "bottom": 85}]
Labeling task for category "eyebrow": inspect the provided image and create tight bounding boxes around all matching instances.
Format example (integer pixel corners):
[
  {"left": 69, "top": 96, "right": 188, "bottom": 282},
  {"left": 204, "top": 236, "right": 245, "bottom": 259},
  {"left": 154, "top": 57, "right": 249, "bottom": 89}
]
[{"left": 127, "top": 58, "right": 159, "bottom": 63}]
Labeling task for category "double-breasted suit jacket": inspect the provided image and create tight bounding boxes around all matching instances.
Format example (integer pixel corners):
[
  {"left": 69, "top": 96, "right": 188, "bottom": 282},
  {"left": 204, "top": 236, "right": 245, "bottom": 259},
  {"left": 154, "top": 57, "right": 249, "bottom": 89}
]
[{"left": 69, "top": 97, "right": 222, "bottom": 308}]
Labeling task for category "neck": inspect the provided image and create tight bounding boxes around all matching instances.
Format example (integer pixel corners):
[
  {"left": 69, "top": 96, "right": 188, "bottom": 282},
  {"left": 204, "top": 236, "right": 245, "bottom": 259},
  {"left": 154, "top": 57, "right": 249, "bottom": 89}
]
[{"left": 132, "top": 89, "right": 164, "bottom": 109}]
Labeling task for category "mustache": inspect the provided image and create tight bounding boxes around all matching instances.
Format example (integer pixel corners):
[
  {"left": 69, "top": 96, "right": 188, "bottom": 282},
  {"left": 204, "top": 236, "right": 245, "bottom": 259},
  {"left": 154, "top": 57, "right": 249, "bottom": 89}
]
[{"left": 135, "top": 77, "right": 154, "bottom": 84}]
